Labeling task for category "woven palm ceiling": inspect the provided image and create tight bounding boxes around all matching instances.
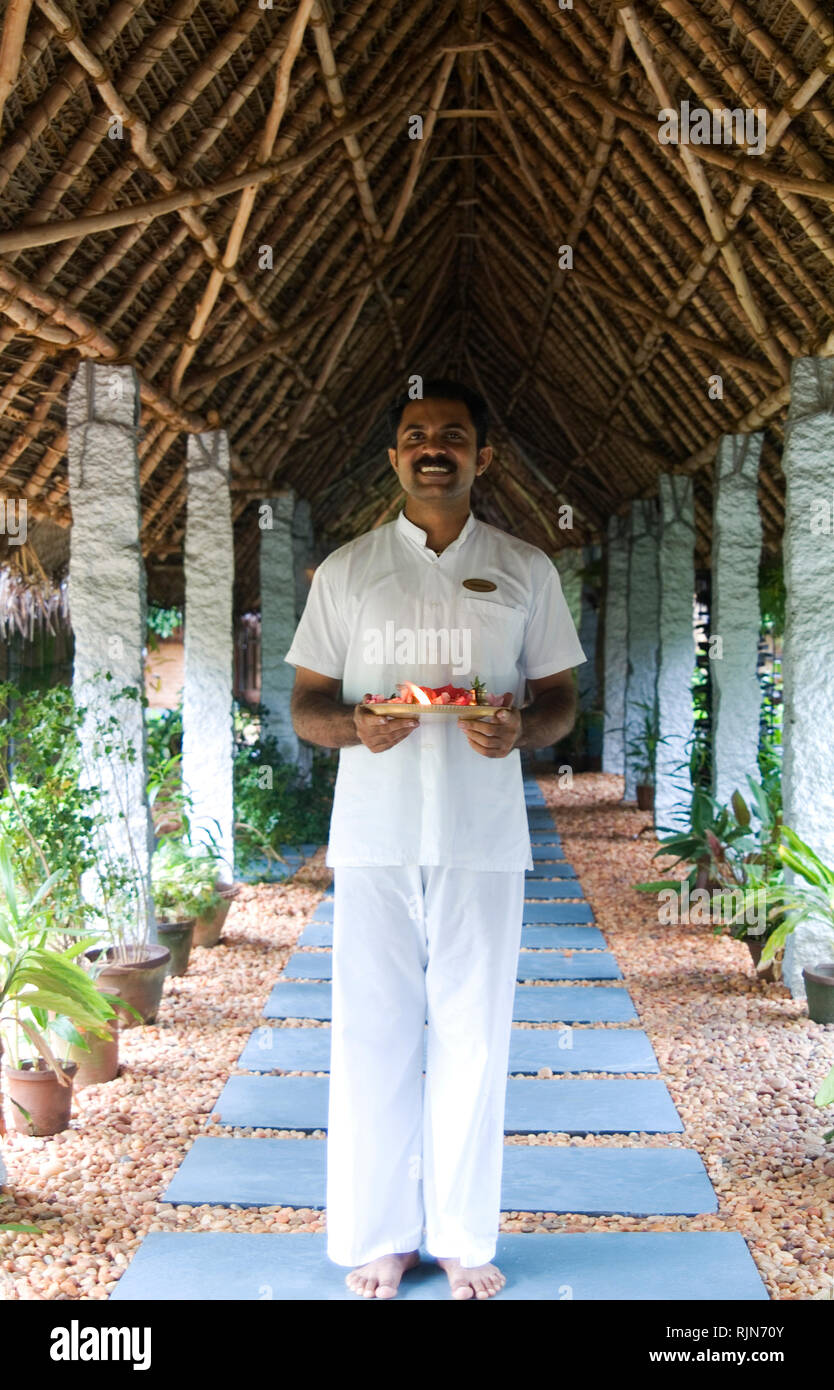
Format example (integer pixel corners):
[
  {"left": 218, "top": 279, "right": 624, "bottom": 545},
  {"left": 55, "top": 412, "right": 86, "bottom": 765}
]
[{"left": 0, "top": 0, "right": 833, "bottom": 615}]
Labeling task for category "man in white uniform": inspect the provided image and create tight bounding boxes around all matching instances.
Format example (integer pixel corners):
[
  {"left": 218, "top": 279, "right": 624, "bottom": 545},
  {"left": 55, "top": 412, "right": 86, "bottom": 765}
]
[{"left": 284, "top": 380, "right": 586, "bottom": 1299}]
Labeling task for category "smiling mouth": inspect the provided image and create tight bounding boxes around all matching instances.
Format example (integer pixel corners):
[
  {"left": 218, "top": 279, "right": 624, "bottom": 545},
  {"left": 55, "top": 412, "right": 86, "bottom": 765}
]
[{"left": 414, "top": 460, "right": 456, "bottom": 475}]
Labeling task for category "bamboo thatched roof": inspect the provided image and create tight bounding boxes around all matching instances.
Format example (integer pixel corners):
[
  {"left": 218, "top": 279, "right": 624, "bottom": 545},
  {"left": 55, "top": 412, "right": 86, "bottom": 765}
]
[{"left": 0, "top": 0, "right": 832, "bottom": 616}]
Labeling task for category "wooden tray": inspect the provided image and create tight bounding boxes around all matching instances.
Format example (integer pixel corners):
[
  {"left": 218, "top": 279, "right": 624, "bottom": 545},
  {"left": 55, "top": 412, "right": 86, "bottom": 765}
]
[{"left": 362, "top": 701, "right": 514, "bottom": 719}]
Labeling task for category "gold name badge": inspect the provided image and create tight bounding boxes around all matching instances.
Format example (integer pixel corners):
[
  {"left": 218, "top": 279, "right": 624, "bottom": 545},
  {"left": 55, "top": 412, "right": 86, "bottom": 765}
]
[{"left": 462, "top": 578, "right": 498, "bottom": 592}]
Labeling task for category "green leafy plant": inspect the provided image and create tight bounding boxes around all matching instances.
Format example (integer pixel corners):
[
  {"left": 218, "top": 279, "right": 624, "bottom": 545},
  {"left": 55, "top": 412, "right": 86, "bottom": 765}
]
[
  {"left": 232, "top": 701, "right": 335, "bottom": 872},
  {"left": 636, "top": 771, "right": 786, "bottom": 944},
  {"left": 151, "top": 824, "right": 226, "bottom": 921},
  {"left": 73, "top": 675, "right": 156, "bottom": 961},
  {"left": 623, "top": 700, "right": 670, "bottom": 786},
  {"left": 759, "top": 557, "right": 786, "bottom": 639},
  {"left": 733, "top": 827, "right": 834, "bottom": 966},
  {"left": 146, "top": 604, "right": 183, "bottom": 647},
  {"left": 0, "top": 681, "right": 99, "bottom": 936},
  {"left": 724, "top": 825, "right": 834, "bottom": 1141},
  {"left": 0, "top": 834, "right": 120, "bottom": 1105}
]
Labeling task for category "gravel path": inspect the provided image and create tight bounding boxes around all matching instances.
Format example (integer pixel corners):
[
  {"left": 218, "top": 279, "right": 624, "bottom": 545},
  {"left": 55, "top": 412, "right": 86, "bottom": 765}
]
[{"left": 1, "top": 772, "right": 832, "bottom": 1300}]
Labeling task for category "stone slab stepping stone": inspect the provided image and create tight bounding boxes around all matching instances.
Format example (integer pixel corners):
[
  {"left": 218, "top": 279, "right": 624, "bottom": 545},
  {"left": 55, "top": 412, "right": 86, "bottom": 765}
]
[
  {"left": 296, "top": 922, "right": 606, "bottom": 949},
  {"left": 283, "top": 953, "right": 332, "bottom": 980},
  {"left": 525, "top": 881, "right": 585, "bottom": 899},
  {"left": 505, "top": 1078, "right": 682, "bottom": 1133},
  {"left": 524, "top": 902, "right": 594, "bottom": 923},
  {"left": 296, "top": 921, "right": 334, "bottom": 946},
  {"left": 160, "top": 1137, "right": 713, "bottom": 1215},
  {"left": 531, "top": 845, "right": 567, "bottom": 861},
  {"left": 522, "top": 925, "right": 606, "bottom": 949},
  {"left": 207, "top": 1076, "right": 681, "bottom": 1133},
  {"left": 527, "top": 811, "right": 557, "bottom": 827},
  {"left": 507, "top": 1027, "right": 657, "bottom": 1073},
  {"left": 513, "top": 985, "right": 635, "bottom": 1021},
  {"left": 526, "top": 862, "right": 577, "bottom": 878},
  {"left": 529, "top": 831, "right": 563, "bottom": 845},
  {"left": 516, "top": 951, "right": 621, "bottom": 981},
  {"left": 281, "top": 949, "right": 619, "bottom": 982},
  {"left": 263, "top": 981, "right": 635, "bottom": 1022},
  {"left": 109, "top": 1229, "right": 767, "bottom": 1301},
  {"left": 237, "top": 1025, "right": 658, "bottom": 1075}
]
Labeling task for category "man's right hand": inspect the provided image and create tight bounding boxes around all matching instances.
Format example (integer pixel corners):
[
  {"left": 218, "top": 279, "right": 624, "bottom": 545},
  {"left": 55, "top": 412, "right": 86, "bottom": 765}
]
[{"left": 353, "top": 701, "right": 419, "bottom": 753}]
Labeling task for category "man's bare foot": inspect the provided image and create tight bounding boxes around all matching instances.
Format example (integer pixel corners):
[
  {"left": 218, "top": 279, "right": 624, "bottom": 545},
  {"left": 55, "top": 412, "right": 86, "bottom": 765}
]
[
  {"left": 345, "top": 1249, "right": 420, "bottom": 1299},
  {"left": 436, "top": 1256, "right": 506, "bottom": 1300}
]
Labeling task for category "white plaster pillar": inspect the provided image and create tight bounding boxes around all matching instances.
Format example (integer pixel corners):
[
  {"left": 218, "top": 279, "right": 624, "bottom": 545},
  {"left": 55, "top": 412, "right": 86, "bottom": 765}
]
[
  {"left": 260, "top": 490, "right": 306, "bottom": 772},
  {"left": 292, "top": 497, "right": 314, "bottom": 617},
  {"left": 655, "top": 474, "right": 695, "bottom": 832},
  {"left": 624, "top": 498, "right": 660, "bottom": 801},
  {"left": 182, "top": 431, "right": 235, "bottom": 884},
  {"left": 780, "top": 358, "right": 834, "bottom": 997},
  {"left": 710, "top": 433, "right": 763, "bottom": 809},
  {"left": 602, "top": 513, "right": 629, "bottom": 776},
  {"left": 67, "top": 361, "right": 157, "bottom": 946}
]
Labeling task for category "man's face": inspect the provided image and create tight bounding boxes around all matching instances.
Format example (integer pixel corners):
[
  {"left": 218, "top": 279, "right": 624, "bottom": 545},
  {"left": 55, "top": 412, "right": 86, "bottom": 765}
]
[{"left": 388, "top": 396, "right": 492, "bottom": 501}]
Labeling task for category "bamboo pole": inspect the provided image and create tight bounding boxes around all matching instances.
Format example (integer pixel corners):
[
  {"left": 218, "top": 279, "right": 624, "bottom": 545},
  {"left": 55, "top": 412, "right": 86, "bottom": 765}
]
[
  {"left": 617, "top": 4, "right": 788, "bottom": 379},
  {"left": 499, "top": 24, "right": 624, "bottom": 415},
  {"left": 0, "top": 104, "right": 397, "bottom": 257},
  {"left": 263, "top": 51, "right": 459, "bottom": 478},
  {"left": 4, "top": 27, "right": 442, "bottom": 514},
  {"left": 1, "top": 0, "right": 455, "bottom": 530},
  {"left": 682, "top": 322, "right": 834, "bottom": 471},
  {"left": 169, "top": 0, "right": 318, "bottom": 396},
  {"left": 0, "top": 0, "right": 32, "bottom": 135},
  {"left": 488, "top": 18, "right": 826, "bottom": 482}
]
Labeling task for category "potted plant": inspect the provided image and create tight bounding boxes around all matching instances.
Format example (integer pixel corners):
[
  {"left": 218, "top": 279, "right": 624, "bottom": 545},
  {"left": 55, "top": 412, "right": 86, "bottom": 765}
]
[
  {"left": 0, "top": 680, "right": 139, "bottom": 1079},
  {"left": 738, "top": 827, "right": 834, "bottom": 1023},
  {"left": 152, "top": 822, "right": 236, "bottom": 952},
  {"left": 75, "top": 677, "right": 170, "bottom": 1026},
  {"left": 0, "top": 835, "right": 123, "bottom": 1136},
  {"left": 638, "top": 772, "right": 787, "bottom": 979},
  {"left": 623, "top": 701, "right": 668, "bottom": 810},
  {"left": 707, "top": 773, "right": 784, "bottom": 978}
]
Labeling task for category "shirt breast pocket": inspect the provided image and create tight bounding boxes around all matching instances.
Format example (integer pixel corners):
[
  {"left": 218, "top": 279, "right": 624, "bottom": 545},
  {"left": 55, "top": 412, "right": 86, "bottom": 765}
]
[{"left": 460, "top": 594, "right": 526, "bottom": 680}]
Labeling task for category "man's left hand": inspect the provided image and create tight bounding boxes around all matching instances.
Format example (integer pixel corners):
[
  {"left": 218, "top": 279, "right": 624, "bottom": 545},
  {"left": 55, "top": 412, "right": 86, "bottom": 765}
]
[{"left": 458, "top": 695, "right": 521, "bottom": 758}]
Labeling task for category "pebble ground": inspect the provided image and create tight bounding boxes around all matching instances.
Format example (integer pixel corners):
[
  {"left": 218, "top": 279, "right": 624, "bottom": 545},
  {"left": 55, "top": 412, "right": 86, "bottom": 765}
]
[{"left": 0, "top": 770, "right": 831, "bottom": 1299}]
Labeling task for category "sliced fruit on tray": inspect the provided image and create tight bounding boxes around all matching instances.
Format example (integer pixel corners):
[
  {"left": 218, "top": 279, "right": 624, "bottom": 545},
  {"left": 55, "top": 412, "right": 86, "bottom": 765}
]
[{"left": 362, "top": 678, "right": 514, "bottom": 715}]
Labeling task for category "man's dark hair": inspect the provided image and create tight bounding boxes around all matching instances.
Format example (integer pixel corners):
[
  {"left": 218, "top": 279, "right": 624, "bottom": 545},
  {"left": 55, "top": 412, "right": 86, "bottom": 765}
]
[{"left": 388, "top": 378, "right": 489, "bottom": 452}]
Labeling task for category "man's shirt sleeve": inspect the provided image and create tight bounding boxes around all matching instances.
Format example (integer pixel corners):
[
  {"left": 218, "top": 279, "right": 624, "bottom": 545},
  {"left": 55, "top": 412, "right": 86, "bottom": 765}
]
[
  {"left": 283, "top": 556, "right": 348, "bottom": 680},
  {"left": 521, "top": 557, "right": 587, "bottom": 679}
]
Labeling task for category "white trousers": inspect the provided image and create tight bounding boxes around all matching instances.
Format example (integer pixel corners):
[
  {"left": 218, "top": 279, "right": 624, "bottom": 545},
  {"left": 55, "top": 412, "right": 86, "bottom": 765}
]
[{"left": 326, "top": 864, "right": 525, "bottom": 1268}]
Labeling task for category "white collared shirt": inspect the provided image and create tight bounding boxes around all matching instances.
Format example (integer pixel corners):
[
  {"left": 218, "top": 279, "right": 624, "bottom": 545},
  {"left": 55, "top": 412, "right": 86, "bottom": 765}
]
[{"left": 284, "top": 508, "right": 586, "bottom": 869}]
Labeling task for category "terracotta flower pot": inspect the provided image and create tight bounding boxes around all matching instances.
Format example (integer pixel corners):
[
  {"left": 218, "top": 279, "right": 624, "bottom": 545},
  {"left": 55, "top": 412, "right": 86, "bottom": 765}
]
[
  {"left": 744, "top": 935, "right": 776, "bottom": 983},
  {"left": 83, "top": 943, "right": 171, "bottom": 1027},
  {"left": 67, "top": 1017, "right": 120, "bottom": 1086},
  {"left": 803, "top": 962, "right": 834, "bottom": 1024},
  {"left": 636, "top": 783, "right": 654, "bottom": 811},
  {"left": 4, "top": 1058, "right": 79, "bottom": 1136},
  {"left": 191, "top": 885, "right": 240, "bottom": 948},
  {"left": 156, "top": 918, "right": 195, "bottom": 976}
]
